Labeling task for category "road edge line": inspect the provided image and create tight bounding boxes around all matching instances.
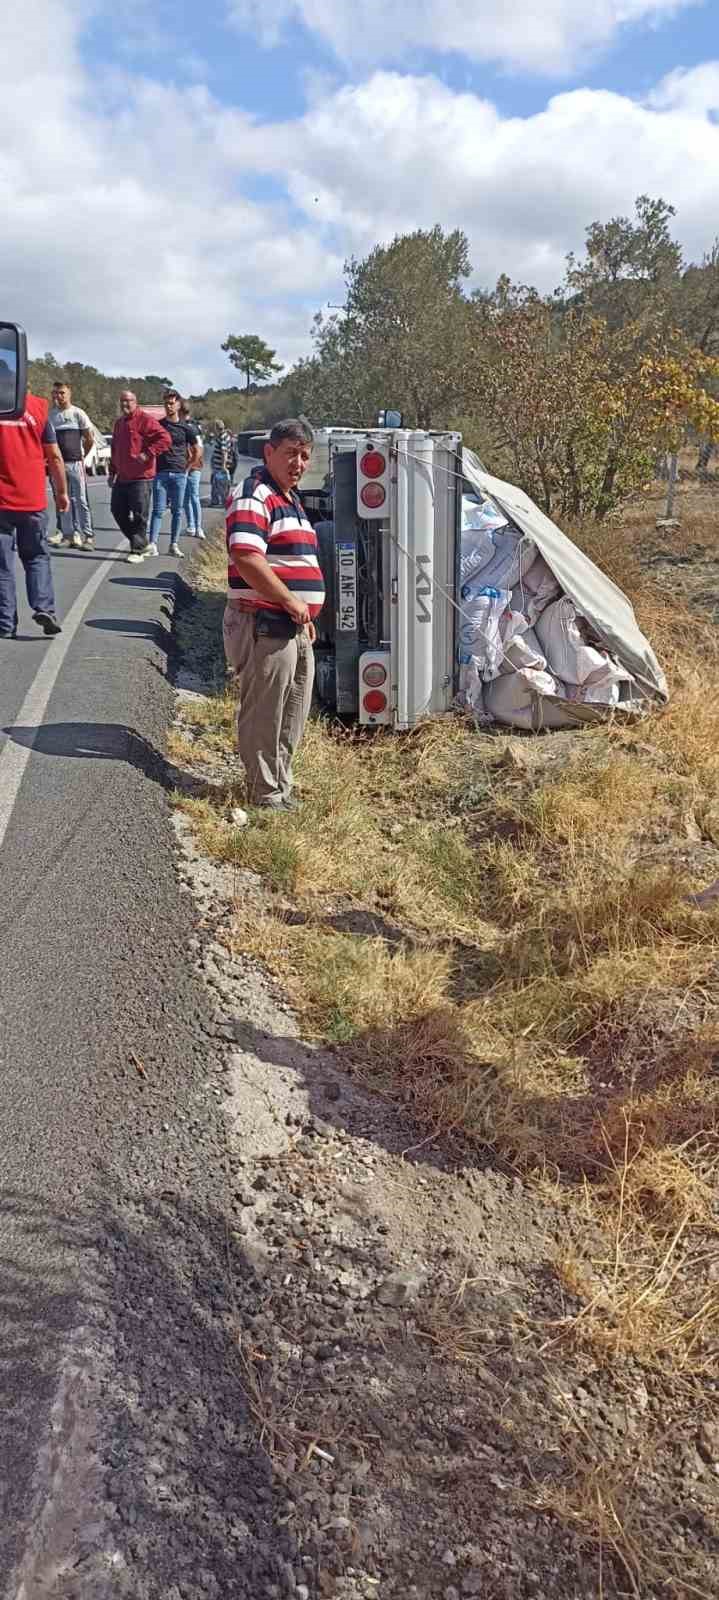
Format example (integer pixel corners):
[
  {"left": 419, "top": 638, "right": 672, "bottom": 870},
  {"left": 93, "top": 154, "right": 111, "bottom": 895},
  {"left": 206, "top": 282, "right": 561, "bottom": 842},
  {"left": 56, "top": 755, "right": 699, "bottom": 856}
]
[{"left": 0, "top": 548, "right": 125, "bottom": 851}]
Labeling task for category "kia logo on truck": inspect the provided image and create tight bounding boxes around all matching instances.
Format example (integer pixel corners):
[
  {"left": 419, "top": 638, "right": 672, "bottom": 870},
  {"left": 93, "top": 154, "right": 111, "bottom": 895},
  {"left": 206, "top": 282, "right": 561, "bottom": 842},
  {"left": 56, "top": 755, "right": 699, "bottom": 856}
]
[{"left": 415, "top": 555, "right": 432, "bottom": 623}]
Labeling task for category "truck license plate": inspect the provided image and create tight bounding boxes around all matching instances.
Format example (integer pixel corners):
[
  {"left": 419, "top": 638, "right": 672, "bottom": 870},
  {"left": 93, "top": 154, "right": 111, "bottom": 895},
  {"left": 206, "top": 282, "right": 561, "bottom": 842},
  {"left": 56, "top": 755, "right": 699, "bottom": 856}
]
[{"left": 336, "top": 542, "right": 358, "bottom": 632}]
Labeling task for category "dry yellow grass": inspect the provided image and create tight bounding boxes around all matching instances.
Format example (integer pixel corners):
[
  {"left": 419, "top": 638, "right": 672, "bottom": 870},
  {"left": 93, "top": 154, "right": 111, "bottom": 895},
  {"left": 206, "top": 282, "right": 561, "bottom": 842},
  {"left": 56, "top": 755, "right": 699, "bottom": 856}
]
[
  {"left": 176, "top": 490, "right": 719, "bottom": 1373},
  {"left": 528, "top": 1440, "right": 716, "bottom": 1600}
]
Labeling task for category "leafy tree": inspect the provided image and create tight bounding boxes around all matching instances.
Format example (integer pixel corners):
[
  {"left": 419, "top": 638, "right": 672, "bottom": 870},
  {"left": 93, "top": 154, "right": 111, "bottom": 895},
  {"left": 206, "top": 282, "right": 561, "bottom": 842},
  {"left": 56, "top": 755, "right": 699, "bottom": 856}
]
[
  {"left": 221, "top": 334, "right": 283, "bottom": 391},
  {"left": 679, "top": 241, "right": 719, "bottom": 355},
  {"left": 570, "top": 196, "right": 681, "bottom": 288},
  {"left": 565, "top": 195, "right": 683, "bottom": 328},
  {"left": 470, "top": 282, "right": 719, "bottom": 520},
  {"left": 27, "top": 357, "right": 184, "bottom": 430},
  {"left": 185, "top": 386, "right": 254, "bottom": 432},
  {"left": 304, "top": 226, "right": 472, "bottom": 428}
]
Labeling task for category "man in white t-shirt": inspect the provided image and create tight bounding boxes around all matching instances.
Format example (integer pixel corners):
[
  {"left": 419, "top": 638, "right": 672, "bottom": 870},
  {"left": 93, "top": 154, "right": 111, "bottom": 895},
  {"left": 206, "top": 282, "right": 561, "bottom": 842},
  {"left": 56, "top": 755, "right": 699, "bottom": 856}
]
[{"left": 47, "top": 379, "right": 96, "bottom": 549}]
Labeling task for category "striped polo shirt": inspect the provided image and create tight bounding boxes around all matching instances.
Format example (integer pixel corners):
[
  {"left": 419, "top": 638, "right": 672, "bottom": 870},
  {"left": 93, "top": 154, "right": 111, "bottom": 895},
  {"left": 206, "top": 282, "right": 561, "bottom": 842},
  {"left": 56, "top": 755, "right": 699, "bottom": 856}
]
[{"left": 226, "top": 466, "right": 325, "bottom": 619}]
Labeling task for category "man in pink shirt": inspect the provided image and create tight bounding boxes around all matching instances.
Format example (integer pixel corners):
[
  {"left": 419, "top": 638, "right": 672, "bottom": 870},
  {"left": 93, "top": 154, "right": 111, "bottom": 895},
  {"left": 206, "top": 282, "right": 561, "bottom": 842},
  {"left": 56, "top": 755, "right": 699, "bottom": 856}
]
[{"left": 108, "top": 391, "right": 171, "bottom": 564}]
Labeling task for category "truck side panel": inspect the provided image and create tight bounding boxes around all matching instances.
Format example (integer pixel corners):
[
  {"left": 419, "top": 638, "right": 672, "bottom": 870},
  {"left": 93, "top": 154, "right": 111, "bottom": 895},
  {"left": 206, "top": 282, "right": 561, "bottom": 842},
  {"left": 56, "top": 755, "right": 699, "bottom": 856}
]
[{"left": 390, "top": 434, "right": 459, "bottom": 730}]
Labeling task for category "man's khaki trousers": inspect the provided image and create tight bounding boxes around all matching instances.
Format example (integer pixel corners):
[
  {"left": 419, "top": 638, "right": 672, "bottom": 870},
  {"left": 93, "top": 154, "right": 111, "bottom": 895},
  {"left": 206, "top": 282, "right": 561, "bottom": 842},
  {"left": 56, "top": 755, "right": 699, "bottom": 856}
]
[{"left": 223, "top": 605, "right": 314, "bottom": 806}]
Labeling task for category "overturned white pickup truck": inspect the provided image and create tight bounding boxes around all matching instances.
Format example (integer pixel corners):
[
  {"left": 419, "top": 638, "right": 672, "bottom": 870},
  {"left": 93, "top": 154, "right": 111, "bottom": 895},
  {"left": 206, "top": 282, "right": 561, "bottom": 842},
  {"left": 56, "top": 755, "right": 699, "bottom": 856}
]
[{"left": 236, "top": 425, "right": 668, "bottom": 731}]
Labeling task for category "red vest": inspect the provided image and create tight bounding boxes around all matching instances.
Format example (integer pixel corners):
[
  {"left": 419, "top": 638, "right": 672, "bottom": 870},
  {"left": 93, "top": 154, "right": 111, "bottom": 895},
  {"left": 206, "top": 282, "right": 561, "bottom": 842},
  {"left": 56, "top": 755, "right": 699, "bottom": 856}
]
[{"left": 0, "top": 394, "right": 49, "bottom": 513}]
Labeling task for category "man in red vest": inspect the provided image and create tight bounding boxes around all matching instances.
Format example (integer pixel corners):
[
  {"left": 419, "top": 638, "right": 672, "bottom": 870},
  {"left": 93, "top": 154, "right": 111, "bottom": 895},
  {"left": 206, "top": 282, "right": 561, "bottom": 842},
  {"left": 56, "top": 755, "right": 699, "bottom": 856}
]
[{"left": 0, "top": 392, "right": 67, "bottom": 639}]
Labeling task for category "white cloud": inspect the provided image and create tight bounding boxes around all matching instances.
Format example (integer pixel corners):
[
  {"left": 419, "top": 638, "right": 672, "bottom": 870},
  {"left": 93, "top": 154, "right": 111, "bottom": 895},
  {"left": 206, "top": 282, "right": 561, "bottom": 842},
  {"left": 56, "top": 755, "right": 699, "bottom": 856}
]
[
  {"left": 1, "top": 3, "right": 342, "bottom": 391},
  {"left": 269, "top": 67, "right": 719, "bottom": 292},
  {"left": 2, "top": 3, "right": 719, "bottom": 394},
  {"left": 229, "top": 0, "right": 702, "bottom": 77},
  {"left": 648, "top": 60, "right": 719, "bottom": 111}
]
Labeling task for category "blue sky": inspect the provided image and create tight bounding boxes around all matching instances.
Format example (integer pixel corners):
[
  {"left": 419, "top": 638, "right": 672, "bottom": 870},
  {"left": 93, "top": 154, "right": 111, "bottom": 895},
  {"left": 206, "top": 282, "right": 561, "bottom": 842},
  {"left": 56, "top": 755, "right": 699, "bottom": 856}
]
[
  {"left": 4, "top": 0, "right": 719, "bottom": 389},
  {"left": 83, "top": 0, "right": 717, "bottom": 118}
]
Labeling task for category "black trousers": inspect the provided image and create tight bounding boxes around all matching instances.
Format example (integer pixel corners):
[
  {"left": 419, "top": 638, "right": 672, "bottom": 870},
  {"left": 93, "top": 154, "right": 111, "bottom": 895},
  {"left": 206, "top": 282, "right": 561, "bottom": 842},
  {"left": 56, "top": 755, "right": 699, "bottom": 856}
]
[{"left": 111, "top": 479, "right": 151, "bottom": 552}]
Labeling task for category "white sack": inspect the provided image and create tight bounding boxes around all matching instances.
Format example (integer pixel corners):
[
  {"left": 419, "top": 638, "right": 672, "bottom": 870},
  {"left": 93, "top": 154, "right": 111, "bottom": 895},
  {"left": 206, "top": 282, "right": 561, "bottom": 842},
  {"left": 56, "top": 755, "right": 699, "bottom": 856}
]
[
  {"left": 510, "top": 552, "right": 561, "bottom": 623},
  {"left": 484, "top": 670, "right": 580, "bottom": 732},
  {"left": 500, "top": 625, "right": 547, "bottom": 675},
  {"left": 500, "top": 608, "right": 531, "bottom": 643},
  {"left": 562, "top": 662, "right": 633, "bottom": 707},
  {"left": 536, "top": 597, "right": 617, "bottom": 686},
  {"left": 577, "top": 679, "right": 621, "bottom": 708}
]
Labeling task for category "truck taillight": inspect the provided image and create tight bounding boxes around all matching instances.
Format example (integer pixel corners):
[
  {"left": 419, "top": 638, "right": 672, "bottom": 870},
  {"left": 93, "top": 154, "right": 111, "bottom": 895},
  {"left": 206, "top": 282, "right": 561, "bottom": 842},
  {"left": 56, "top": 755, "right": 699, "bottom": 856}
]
[
  {"left": 356, "top": 440, "right": 389, "bottom": 520},
  {"left": 359, "top": 450, "right": 386, "bottom": 479},
  {"left": 363, "top": 689, "right": 387, "bottom": 714},
  {"left": 362, "top": 662, "right": 387, "bottom": 688},
  {"left": 359, "top": 648, "right": 391, "bottom": 725}
]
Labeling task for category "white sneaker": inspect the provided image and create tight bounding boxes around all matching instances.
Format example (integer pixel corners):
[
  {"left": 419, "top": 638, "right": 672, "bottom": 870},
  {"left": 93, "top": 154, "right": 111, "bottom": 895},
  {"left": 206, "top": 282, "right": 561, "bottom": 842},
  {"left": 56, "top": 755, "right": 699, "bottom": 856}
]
[
  {"left": 169, "top": 543, "right": 184, "bottom": 558},
  {"left": 145, "top": 541, "right": 158, "bottom": 556},
  {"left": 48, "top": 533, "right": 63, "bottom": 547},
  {"left": 197, "top": 529, "right": 206, "bottom": 540},
  {"left": 71, "top": 533, "right": 84, "bottom": 549},
  {"left": 126, "top": 552, "right": 145, "bottom": 564}
]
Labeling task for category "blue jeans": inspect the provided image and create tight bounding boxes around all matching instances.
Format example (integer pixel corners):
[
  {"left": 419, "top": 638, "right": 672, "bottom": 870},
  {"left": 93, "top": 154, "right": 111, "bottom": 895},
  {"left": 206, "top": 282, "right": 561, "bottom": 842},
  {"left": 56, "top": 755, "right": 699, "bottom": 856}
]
[
  {"left": 0, "top": 509, "right": 56, "bottom": 635},
  {"left": 210, "top": 469, "right": 230, "bottom": 506},
  {"left": 183, "top": 469, "right": 202, "bottom": 532},
  {"left": 149, "top": 471, "right": 187, "bottom": 544},
  {"left": 58, "top": 460, "right": 93, "bottom": 539}
]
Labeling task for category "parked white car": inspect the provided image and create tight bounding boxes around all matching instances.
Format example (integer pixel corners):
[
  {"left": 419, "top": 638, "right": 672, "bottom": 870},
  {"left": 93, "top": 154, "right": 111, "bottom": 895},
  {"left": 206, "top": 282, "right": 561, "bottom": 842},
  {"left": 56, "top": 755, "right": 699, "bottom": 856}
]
[{"left": 85, "top": 428, "right": 111, "bottom": 475}]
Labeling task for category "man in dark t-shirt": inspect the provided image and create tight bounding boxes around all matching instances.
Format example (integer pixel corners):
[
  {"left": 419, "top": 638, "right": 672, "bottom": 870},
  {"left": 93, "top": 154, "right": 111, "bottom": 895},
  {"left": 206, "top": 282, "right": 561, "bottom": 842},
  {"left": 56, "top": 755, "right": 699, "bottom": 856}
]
[{"left": 147, "top": 389, "right": 201, "bottom": 558}]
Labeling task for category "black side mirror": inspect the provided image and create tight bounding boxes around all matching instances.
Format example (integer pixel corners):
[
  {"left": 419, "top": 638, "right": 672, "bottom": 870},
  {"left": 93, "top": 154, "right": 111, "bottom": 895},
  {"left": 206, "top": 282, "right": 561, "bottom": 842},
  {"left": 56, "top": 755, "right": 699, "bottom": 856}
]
[{"left": 0, "top": 323, "right": 28, "bottom": 418}]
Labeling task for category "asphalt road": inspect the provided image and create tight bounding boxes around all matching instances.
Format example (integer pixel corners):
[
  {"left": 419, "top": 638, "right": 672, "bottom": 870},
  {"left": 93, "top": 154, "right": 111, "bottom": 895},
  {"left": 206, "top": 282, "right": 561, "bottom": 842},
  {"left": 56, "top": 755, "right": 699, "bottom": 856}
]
[{"left": 0, "top": 477, "right": 254, "bottom": 1598}]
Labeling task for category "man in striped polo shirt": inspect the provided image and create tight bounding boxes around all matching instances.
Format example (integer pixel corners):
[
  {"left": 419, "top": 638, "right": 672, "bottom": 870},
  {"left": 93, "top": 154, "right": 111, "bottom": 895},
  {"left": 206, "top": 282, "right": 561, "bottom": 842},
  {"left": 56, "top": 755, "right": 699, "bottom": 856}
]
[{"left": 224, "top": 418, "right": 324, "bottom": 811}]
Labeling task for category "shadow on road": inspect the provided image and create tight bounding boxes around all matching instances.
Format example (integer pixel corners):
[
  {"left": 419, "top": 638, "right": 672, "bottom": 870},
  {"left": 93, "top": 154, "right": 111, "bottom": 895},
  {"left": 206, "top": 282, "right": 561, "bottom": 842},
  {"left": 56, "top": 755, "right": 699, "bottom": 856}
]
[
  {"left": 110, "top": 572, "right": 179, "bottom": 591},
  {"left": 7, "top": 721, "right": 160, "bottom": 762},
  {"left": 84, "top": 618, "right": 171, "bottom": 646},
  {"left": 49, "top": 550, "right": 123, "bottom": 563},
  {"left": 4, "top": 721, "right": 185, "bottom": 785},
  {"left": 0, "top": 634, "right": 46, "bottom": 646},
  {"left": 3, "top": 722, "right": 220, "bottom": 803}
]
